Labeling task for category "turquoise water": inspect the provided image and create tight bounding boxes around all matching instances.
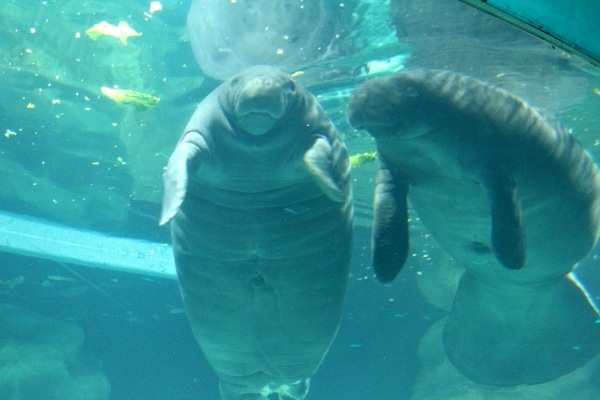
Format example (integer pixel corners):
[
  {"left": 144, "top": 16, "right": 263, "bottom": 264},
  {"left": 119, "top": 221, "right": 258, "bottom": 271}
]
[
  {"left": 0, "top": 226, "right": 439, "bottom": 400},
  {"left": 1, "top": 0, "right": 599, "bottom": 399},
  {"left": 484, "top": 0, "right": 600, "bottom": 66}
]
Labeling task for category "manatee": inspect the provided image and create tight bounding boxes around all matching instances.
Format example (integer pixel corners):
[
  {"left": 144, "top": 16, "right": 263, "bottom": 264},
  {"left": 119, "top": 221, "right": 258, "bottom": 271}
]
[
  {"left": 348, "top": 69, "right": 600, "bottom": 385},
  {"left": 411, "top": 319, "right": 600, "bottom": 400},
  {"left": 161, "top": 66, "right": 353, "bottom": 399},
  {"left": 187, "top": 0, "right": 354, "bottom": 82}
]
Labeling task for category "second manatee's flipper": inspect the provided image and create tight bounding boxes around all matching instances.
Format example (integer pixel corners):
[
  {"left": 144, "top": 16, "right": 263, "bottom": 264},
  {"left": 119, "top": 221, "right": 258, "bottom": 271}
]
[
  {"left": 485, "top": 173, "right": 526, "bottom": 269},
  {"left": 372, "top": 160, "right": 410, "bottom": 283},
  {"left": 303, "top": 135, "right": 350, "bottom": 203},
  {"left": 160, "top": 131, "right": 209, "bottom": 225}
]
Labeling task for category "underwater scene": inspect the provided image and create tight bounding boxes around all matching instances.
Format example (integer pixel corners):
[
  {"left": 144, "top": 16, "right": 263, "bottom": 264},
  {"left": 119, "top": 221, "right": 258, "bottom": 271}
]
[{"left": 1, "top": 0, "right": 600, "bottom": 399}]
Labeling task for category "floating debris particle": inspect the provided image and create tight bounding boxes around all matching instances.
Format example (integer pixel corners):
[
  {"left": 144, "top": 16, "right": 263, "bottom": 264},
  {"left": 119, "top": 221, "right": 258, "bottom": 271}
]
[
  {"left": 284, "top": 205, "right": 311, "bottom": 214},
  {"left": 349, "top": 151, "right": 377, "bottom": 167},
  {"left": 150, "top": 1, "right": 163, "bottom": 13},
  {"left": 100, "top": 86, "right": 160, "bottom": 110},
  {"left": 26, "top": 103, "right": 35, "bottom": 109},
  {"left": 47, "top": 275, "right": 76, "bottom": 282},
  {"left": 593, "top": 88, "right": 600, "bottom": 97},
  {"left": 4, "top": 129, "right": 16, "bottom": 138},
  {"left": 85, "top": 21, "right": 142, "bottom": 46}
]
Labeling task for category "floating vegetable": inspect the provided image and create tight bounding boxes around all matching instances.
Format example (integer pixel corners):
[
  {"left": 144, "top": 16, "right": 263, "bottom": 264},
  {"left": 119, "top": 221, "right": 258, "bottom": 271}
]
[
  {"left": 86, "top": 21, "right": 142, "bottom": 45},
  {"left": 145, "top": 1, "right": 163, "bottom": 18},
  {"left": 150, "top": 1, "right": 163, "bottom": 13},
  {"left": 101, "top": 87, "right": 160, "bottom": 110},
  {"left": 349, "top": 151, "right": 377, "bottom": 167}
]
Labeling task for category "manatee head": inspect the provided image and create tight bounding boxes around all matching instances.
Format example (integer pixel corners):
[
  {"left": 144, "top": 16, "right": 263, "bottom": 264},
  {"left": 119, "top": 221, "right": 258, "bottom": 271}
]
[
  {"left": 226, "top": 66, "right": 299, "bottom": 136},
  {"left": 348, "top": 72, "right": 435, "bottom": 139}
]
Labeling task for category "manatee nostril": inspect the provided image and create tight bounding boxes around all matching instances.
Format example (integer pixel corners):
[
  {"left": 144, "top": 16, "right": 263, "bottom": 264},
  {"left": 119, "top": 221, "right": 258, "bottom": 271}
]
[
  {"left": 250, "top": 275, "right": 266, "bottom": 288},
  {"left": 470, "top": 241, "right": 491, "bottom": 254},
  {"left": 252, "top": 77, "right": 272, "bottom": 87},
  {"left": 350, "top": 90, "right": 368, "bottom": 104}
]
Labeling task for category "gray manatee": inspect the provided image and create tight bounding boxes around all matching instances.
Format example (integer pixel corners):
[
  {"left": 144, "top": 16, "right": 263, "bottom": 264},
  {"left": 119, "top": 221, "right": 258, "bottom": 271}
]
[
  {"left": 161, "top": 66, "right": 353, "bottom": 399},
  {"left": 348, "top": 69, "right": 600, "bottom": 385}
]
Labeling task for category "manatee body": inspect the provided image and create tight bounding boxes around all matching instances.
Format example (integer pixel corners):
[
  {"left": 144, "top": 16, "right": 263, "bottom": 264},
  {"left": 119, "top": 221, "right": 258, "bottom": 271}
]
[
  {"left": 348, "top": 69, "right": 600, "bottom": 385},
  {"left": 161, "top": 66, "right": 353, "bottom": 399}
]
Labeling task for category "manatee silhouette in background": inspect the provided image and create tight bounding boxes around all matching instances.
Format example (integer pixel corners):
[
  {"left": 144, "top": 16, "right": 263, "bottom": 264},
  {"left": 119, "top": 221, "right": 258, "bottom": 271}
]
[
  {"left": 161, "top": 66, "right": 353, "bottom": 399},
  {"left": 348, "top": 69, "right": 600, "bottom": 386},
  {"left": 389, "top": 0, "right": 596, "bottom": 113},
  {"left": 411, "top": 319, "right": 600, "bottom": 400},
  {"left": 0, "top": 303, "right": 110, "bottom": 400},
  {"left": 187, "top": 0, "right": 355, "bottom": 82}
]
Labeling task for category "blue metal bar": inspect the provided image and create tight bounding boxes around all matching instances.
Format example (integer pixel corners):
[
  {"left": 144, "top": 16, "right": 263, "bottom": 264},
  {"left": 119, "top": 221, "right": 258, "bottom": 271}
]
[{"left": 0, "top": 211, "right": 177, "bottom": 279}]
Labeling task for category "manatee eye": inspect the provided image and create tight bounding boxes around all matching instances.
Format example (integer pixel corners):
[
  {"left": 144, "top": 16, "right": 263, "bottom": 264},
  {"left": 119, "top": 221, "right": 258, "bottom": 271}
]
[
  {"left": 406, "top": 85, "right": 420, "bottom": 99},
  {"left": 286, "top": 80, "right": 297, "bottom": 92}
]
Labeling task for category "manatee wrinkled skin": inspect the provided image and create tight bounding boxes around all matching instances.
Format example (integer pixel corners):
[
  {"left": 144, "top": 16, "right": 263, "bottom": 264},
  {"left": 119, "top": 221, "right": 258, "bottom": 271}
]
[
  {"left": 162, "top": 66, "right": 353, "bottom": 399},
  {"left": 348, "top": 69, "right": 600, "bottom": 386}
]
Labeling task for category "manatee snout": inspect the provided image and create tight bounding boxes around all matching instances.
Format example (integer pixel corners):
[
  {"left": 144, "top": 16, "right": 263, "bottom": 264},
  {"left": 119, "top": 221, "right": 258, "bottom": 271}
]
[
  {"left": 235, "top": 74, "right": 293, "bottom": 135},
  {"left": 347, "top": 89, "right": 374, "bottom": 130},
  {"left": 348, "top": 86, "right": 404, "bottom": 136},
  {"left": 349, "top": 79, "right": 433, "bottom": 139},
  {"left": 240, "top": 76, "right": 290, "bottom": 116}
]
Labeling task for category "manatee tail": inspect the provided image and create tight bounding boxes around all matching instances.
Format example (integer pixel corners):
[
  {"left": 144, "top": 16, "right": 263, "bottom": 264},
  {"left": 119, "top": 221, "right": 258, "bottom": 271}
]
[
  {"left": 219, "top": 380, "right": 308, "bottom": 400},
  {"left": 442, "top": 270, "right": 600, "bottom": 386}
]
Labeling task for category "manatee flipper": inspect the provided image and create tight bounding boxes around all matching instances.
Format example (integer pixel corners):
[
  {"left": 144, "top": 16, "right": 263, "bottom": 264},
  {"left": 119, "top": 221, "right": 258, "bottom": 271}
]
[
  {"left": 160, "top": 131, "right": 209, "bottom": 225},
  {"left": 372, "top": 160, "right": 409, "bottom": 283},
  {"left": 485, "top": 173, "right": 526, "bottom": 269},
  {"left": 303, "top": 135, "right": 349, "bottom": 203}
]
